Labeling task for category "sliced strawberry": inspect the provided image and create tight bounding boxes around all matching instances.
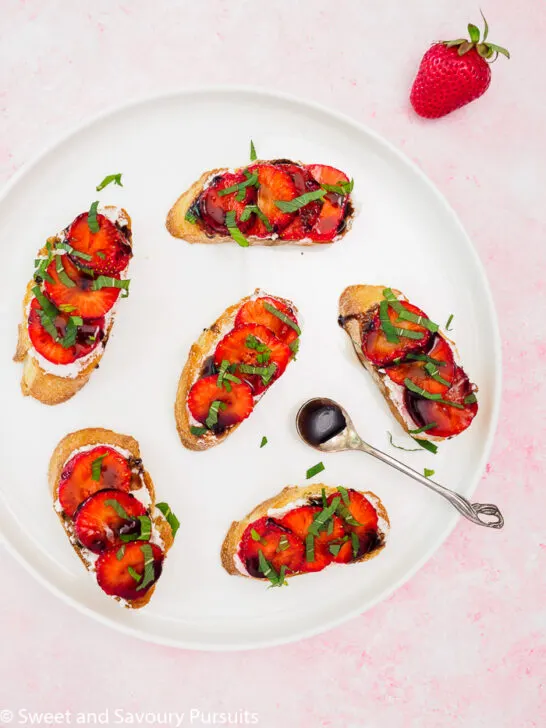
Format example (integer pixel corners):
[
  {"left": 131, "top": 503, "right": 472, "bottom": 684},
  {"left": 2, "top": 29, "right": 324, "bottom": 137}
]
[
  {"left": 277, "top": 163, "right": 322, "bottom": 241},
  {"left": 199, "top": 172, "right": 257, "bottom": 234},
  {"left": 279, "top": 506, "right": 347, "bottom": 573},
  {"left": 306, "top": 164, "right": 351, "bottom": 243},
  {"left": 44, "top": 256, "right": 120, "bottom": 318},
  {"left": 326, "top": 489, "right": 380, "bottom": 562},
  {"left": 213, "top": 323, "right": 291, "bottom": 395},
  {"left": 386, "top": 335, "right": 455, "bottom": 394},
  {"left": 73, "top": 489, "right": 147, "bottom": 553},
  {"left": 187, "top": 375, "right": 254, "bottom": 430},
  {"left": 28, "top": 297, "right": 103, "bottom": 365},
  {"left": 58, "top": 446, "right": 132, "bottom": 518},
  {"left": 67, "top": 212, "right": 131, "bottom": 275},
  {"left": 362, "top": 301, "right": 433, "bottom": 367},
  {"left": 404, "top": 366, "right": 478, "bottom": 438},
  {"left": 96, "top": 541, "right": 164, "bottom": 601},
  {"left": 248, "top": 163, "right": 297, "bottom": 232},
  {"left": 234, "top": 297, "right": 299, "bottom": 345},
  {"left": 239, "top": 517, "right": 304, "bottom": 578}
]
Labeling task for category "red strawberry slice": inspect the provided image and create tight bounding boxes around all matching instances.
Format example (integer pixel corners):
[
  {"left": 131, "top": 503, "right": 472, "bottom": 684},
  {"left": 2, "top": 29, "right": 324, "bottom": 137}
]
[
  {"left": 248, "top": 163, "right": 297, "bottom": 232},
  {"left": 67, "top": 212, "right": 132, "bottom": 275},
  {"left": 96, "top": 541, "right": 164, "bottom": 601},
  {"left": 199, "top": 172, "right": 258, "bottom": 234},
  {"left": 213, "top": 323, "right": 291, "bottom": 395},
  {"left": 28, "top": 297, "right": 103, "bottom": 365},
  {"left": 73, "top": 489, "right": 147, "bottom": 553},
  {"left": 306, "top": 165, "right": 351, "bottom": 243},
  {"left": 279, "top": 505, "right": 347, "bottom": 573},
  {"left": 58, "top": 446, "right": 132, "bottom": 518},
  {"left": 362, "top": 301, "right": 433, "bottom": 367},
  {"left": 326, "top": 489, "right": 380, "bottom": 562},
  {"left": 277, "top": 163, "right": 322, "bottom": 241},
  {"left": 44, "top": 256, "right": 120, "bottom": 318},
  {"left": 386, "top": 335, "right": 455, "bottom": 394},
  {"left": 239, "top": 517, "right": 304, "bottom": 578},
  {"left": 234, "top": 297, "right": 299, "bottom": 345},
  {"left": 404, "top": 366, "right": 478, "bottom": 438},
  {"left": 187, "top": 375, "right": 254, "bottom": 430}
]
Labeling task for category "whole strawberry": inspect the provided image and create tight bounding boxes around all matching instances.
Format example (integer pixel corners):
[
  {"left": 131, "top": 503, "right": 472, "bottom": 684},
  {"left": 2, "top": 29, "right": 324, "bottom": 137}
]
[{"left": 410, "top": 13, "right": 509, "bottom": 119}]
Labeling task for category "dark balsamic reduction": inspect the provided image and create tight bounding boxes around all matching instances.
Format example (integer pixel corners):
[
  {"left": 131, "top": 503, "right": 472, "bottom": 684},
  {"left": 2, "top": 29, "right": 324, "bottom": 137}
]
[
  {"left": 298, "top": 399, "right": 347, "bottom": 447},
  {"left": 200, "top": 356, "right": 217, "bottom": 378}
]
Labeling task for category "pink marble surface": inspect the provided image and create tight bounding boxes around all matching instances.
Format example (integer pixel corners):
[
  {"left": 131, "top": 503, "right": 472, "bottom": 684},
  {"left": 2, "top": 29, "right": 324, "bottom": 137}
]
[{"left": 1, "top": 1, "right": 545, "bottom": 726}]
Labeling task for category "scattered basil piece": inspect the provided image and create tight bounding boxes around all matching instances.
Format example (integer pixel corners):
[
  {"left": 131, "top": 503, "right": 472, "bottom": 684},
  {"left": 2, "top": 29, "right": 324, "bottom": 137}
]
[
  {"left": 464, "top": 393, "right": 478, "bottom": 405},
  {"left": 404, "top": 378, "right": 464, "bottom": 409},
  {"left": 250, "top": 528, "right": 262, "bottom": 542},
  {"left": 185, "top": 210, "right": 197, "bottom": 224},
  {"left": 277, "top": 535, "right": 290, "bottom": 552},
  {"left": 423, "top": 362, "right": 452, "bottom": 387},
  {"left": 92, "top": 276, "right": 131, "bottom": 297},
  {"left": 224, "top": 210, "right": 249, "bottom": 247},
  {"left": 96, "top": 173, "right": 123, "bottom": 191},
  {"left": 190, "top": 426, "right": 208, "bottom": 436},
  {"left": 240, "top": 204, "right": 273, "bottom": 231},
  {"left": 408, "top": 422, "right": 438, "bottom": 434},
  {"left": 424, "top": 468, "right": 435, "bottom": 478},
  {"left": 127, "top": 566, "right": 142, "bottom": 583},
  {"left": 289, "top": 338, "right": 300, "bottom": 358},
  {"left": 308, "top": 498, "right": 340, "bottom": 537},
  {"left": 205, "top": 400, "right": 227, "bottom": 429},
  {"left": 238, "top": 362, "right": 277, "bottom": 385},
  {"left": 274, "top": 188, "right": 325, "bottom": 213},
  {"left": 120, "top": 515, "right": 152, "bottom": 543},
  {"left": 260, "top": 436, "right": 268, "bottom": 448},
  {"left": 116, "top": 545, "right": 126, "bottom": 561},
  {"left": 91, "top": 454, "right": 107, "bottom": 482},
  {"left": 306, "top": 461, "right": 325, "bottom": 479},
  {"left": 387, "top": 432, "right": 421, "bottom": 452},
  {"left": 87, "top": 201, "right": 100, "bottom": 233},
  {"left": 250, "top": 139, "right": 257, "bottom": 161},
  {"left": 445, "top": 314, "right": 454, "bottom": 331},
  {"left": 329, "top": 544, "right": 342, "bottom": 557},
  {"left": 351, "top": 532, "right": 359, "bottom": 559},
  {"left": 55, "top": 255, "right": 76, "bottom": 288},
  {"left": 305, "top": 533, "right": 315, "bottom": 563},
  {"left": 156, "top": 502, "right": 180, "bottom": 538},
  {"left": 257, "top": 551, "right": 286, "bottom": 587},
  {"left": 217, "top": 359, "right": 242, "bottom": 390},
  {"left": 136, "top": 543, "right": 156, "bottom": 591},
  {"left": 406, "top": 353, "right": 446, "bottom": 367},
  {"left": 217, "top": 173, "right": 258, "bottom": 197},
  {"left": 379, "top": 299, "right": 400, "bottom": 344},
  {"left": 104, "top": 497, "right": 130, "bottom": 519},
  {"left": 263, "top": 302, "right": 301, "bottom": 335},
  {"left": 321, "top": 488, "right": 327, "bottom": 509},
  {"left": 321, "top": 178, "right": 354, "bottom": 195},
  {"left": 55, "top": 241, "right": 92, "bottom": 261},
  {"left": 414, "top": 438, "right": 438, "bottom": 454},
  {"left": 337, "top": 486, "right": 351, "bottom": 507},
  {"left": 96, "top": 251, "right": 106, "bottom": 259}
]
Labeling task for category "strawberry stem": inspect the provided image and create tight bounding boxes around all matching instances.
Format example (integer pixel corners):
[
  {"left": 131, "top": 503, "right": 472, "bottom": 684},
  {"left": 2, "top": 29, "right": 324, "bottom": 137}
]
[{"left": 443, "top": 13, "right": 510, "bottom": 61}]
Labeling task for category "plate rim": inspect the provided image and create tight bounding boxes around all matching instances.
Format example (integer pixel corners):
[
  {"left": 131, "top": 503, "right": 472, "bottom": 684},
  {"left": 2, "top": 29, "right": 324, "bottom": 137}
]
[{"left": 0, "top": 85, "right": 502, "bottom": 651}]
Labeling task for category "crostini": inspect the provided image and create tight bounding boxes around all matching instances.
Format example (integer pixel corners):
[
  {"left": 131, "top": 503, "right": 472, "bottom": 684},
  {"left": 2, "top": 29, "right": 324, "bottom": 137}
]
[
  {"left": 221, "top": 485, "right": 389, "bottom": 585},
  {"left": 14, "top": 205, "right": 132, "bottom": 405},
  {"left": 166, "top": 159, "right": 354, "bottom": 246},
  {"left": 175, "top": 289, "right": 300, "bottom": 451},
  {"left": 338, "top": 285, "right": 478, "bottom": 441},
  {"left": 50, "top": 428, "right": 179, "bottom": 608}
]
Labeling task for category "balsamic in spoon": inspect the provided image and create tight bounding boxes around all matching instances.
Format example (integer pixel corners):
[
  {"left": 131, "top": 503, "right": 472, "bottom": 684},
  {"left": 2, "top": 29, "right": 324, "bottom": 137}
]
[{"left": 296, "top": 397, "right": 504, "bottom": 529}]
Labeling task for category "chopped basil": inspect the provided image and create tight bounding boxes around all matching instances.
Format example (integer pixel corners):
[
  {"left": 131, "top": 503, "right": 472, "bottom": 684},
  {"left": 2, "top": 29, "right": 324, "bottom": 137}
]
[
  {"left": 38, "top": 309, "right": 59, "bottom": 341},
  {"left": 289, "top": 337, "right": 299, "bottom": 358},
  {"left": 116, "top": 545, "right": 126, "bottom": 561},
  {"left": 263, "top": 302, "right": 301, "bottom": 335},
  {"left": 190, "top": 425, "right": 208, "bottom": 436},
  {"left": 205, "top": 400, "right": 227, "bottom": 429},
  {"left": 156, "top": 502, "right": 181, "bottom": 538},
  {"left": 408, "top": 422, "right": 438, "bottom": 434},
  {"left": 92, "top": 276, "right": 131, "bottom": 297},
  {"left": 277, "top": 535, "right": 290, "bottom": 552},
  {"left": 224, "top": 210, "right": 249, "bottom": 247},
  {"left": 217, "top": 359, "right": 242, "bottom": 390},
  {"left": 308, "top": 498, "right": 340, "bottom": 536},
  {"left": 274, "top": 188, "right": 325, "bottom": 213},
  {"left": 96, "top": 251, "right": 106, "bottom": 259},
  {"left": 306, "top": 461, "right": 325, "bottom": 479},
  {"left": 185, "top": 209, "right": 197, "bottom": 224},
  {"left": 104, "top": 498, "right": 130, "bottom": 519},
  {"left": 120, "top": 515, "right": 152, "bottom": 542},
  {"left": 406, "top": 352, "right": 446, "bottom": 367},
  {"left": 321, "top": 178, "right": 354, "bottom": 195},
  {"left": 245, "top": 334, "right": 271, "bottom": 360},
  {"left": 59, "top": 304, "right": 77, "bottom": 313},
  {"left": 445, "top": 314, "right": 454, "bottom": 331},
  {"left": 250, "top": 139, "right": 257, "bottom": 161},
  {"left": 329, "top": 543, "right": 342, "bottom": 557},
  {"left": 337, "top": 486, "right": 351, "bottom": 507},
  {"left": 335, "top": 500, "right": 362, "bottom": 528},
  {"left": 127, "top": 566, "right": 142, "bottom": 583},
  {"left": 32, "top": 285, "right": 58, "bottom": 319},
  {"left": 136, "top": 543, "right": 156, "bottom": 591},
  {"left": 464, "top": 393, "right": 478, "bottom": 405},
  {"left": 404, "top": 378, "right": 464, "bottom": 409},
  {"left": 54, "top": 241, "right": 92, "bottom": 261},
  {"left": 217, "top": 173, "right": 258, "bottom": 197},
  {"left": 414, "top": 438, "right": 438, "bottom": 454},
  {"left": 240, "top": 204, "right": 273, "bottom": 231},
  {"left": 423, "top": 362, "right": 451, "bottom": 387},
  {"left": 383, "top": 288, "right": 439, "bottom": 333},
  {"left": 257, "top": 551, "right": 286, "bottom": 587},
  {"left": 59, "top": 316, "right": 81, "bottom": 348},
  {"left": 351, "top": 532, "right": 359, "bottom": 558},
  {"left": 55, "top": 255, "right": 76, "bottom": 288},
  {"left": 387, "top": 431, "right": 421, "bottom": 452},
  {"left": 250, "top": 528, "right": 262, "bottom": 542},
  {"left": 260, "top": 436, "right": 268, "bottom": 448},
  {"left": 96, "top": 173, "right": 123, "bottom": 191},
  {"left": 379, "top": 299, "right": 400, "bottom": 344},
  {"left": 87, "top": 201, "right": 100, "bottom": 233},
  {"left": 305, "top": 533, "right": 315, "bottom": 563},
  {"left": 238, "top": 362, "right": 277, "bottom": 385},
  {"left": 424, "top": 468, "right": 435, "bottom": 478},
  {"left": 321, "top": 488, "right": 327, "bottom": 508},
  {"left": 91, "top": 454, "right": 107, "bottom": 481}
]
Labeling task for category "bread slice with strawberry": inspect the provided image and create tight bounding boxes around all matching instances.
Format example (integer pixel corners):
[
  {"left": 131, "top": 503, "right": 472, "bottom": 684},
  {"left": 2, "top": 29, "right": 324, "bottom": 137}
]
[
  {"left": 175, "top": 289, "right": 300, "bottom": 451},
  {"left": 338, "top": 285, "right": 479, "bottom": 444},
  {"left": 166, "top": 154, "right": 354, "bottom": 246},
  {"left": 221, "top": 485, "right": 389, "bottom": 584},
  {"left": 50, "top": 428, "right": 179, "bottom": 609},
  {"left": 14, "top": 205, "right": 132, "bottom": 405}
]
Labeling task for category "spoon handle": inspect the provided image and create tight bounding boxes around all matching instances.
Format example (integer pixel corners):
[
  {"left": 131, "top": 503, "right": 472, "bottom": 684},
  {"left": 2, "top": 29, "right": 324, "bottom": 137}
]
[{"left": 359, "top": 442, "right": 504, "bottom": 529}]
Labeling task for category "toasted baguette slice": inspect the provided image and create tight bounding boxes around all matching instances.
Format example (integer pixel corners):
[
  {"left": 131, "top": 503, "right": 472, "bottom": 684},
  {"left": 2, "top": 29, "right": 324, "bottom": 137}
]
[
  {"left": 175, "top": 288, "right": 299, "bottom": 451},
  {"left": 14, "top": 207, "right": 132, "bottom": 406},
  {"left": 221, "top": 484, "right": 389, "bottom": 578},
  {"left": 166, "top": 161, "right": 353, "bottom": 246},
  {"left": 49, "top": 428, "right": 175, "bottom": 609},
  {"left": 338, "top": 285, "right": 476, "bottom": 442}
]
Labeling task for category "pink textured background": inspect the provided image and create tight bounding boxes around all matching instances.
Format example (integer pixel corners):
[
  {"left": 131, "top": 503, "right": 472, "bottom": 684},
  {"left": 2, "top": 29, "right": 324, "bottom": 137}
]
[{"left": 1, "top": 1, "right": 545, "bottom": 726}]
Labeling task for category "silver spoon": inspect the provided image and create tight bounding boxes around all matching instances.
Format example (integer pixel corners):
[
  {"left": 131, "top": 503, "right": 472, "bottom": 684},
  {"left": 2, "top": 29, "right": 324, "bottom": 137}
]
[{"left": 296, "top": 397, "right": 504, "bottom": 529}]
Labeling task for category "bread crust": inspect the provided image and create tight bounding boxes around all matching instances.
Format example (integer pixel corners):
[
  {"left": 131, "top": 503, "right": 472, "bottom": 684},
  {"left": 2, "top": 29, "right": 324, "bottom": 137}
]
[
  {"left": 338, "top": 285, "right": 457, "bottom": 442},
  {"left": 49, "top": 428, "right": 174, "bottom": 609},
  {"left": 14, "top": 208, "right": 132, "bottom": 406},
  {"left": 166, "top": 162, "right": 352, "bottom": 246},
  {"left": 221, "top": 484, "right": 390, "bottom": 578},
  {"left": 174, "top": 288, "right": 298, "bottom": 451}
]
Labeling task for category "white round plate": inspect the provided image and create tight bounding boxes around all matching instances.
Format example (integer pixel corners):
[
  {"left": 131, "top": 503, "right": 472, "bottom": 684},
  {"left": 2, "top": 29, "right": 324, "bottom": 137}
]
[{"left": 0, "top": 88, "right": 501, "bottom": 650}]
